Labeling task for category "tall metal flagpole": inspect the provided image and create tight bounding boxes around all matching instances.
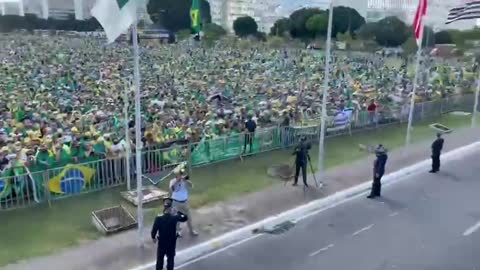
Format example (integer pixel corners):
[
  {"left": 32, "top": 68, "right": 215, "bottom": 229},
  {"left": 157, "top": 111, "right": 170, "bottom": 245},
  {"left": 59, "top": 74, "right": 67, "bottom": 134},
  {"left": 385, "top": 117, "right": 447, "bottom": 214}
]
[
  {"left": 405, "top": 24, "right": 425, "bottom": 148},
  {"left": 472, "top": 71, "right": 480, "bottom": 128},
  {"left": 132, "top": 24, "right": 144, "bottom": 247},
  {"left": 123, "top": 84, "right": 132, "bottom": 190},
  {"left": 318, "top": 0, "right": 334, "bottom": 186}
]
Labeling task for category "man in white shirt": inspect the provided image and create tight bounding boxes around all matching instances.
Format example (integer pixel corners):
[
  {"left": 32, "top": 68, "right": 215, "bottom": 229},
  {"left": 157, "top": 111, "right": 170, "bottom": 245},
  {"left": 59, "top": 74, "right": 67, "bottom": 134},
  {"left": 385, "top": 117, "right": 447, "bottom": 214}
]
[{"left": 169, "top": 170, "right": 198, "bottom": 237}]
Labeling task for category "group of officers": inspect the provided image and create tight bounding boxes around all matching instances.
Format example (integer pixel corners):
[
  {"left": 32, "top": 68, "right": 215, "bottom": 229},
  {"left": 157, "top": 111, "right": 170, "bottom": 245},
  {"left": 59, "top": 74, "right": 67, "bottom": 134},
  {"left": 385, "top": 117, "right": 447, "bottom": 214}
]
[
  {"left": 292, "top": 132, "right": 444, "bottom": 198},
  {"left": 151, "top": 133, "right": 445, "bottom": 269}
]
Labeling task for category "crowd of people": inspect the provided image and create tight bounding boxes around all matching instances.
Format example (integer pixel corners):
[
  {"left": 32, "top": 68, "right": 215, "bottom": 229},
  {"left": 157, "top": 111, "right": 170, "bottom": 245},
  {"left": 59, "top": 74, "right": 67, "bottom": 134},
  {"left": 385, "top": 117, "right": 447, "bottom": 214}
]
[{"left": 0, "top": 32, "right": 476, "bottom": 173}]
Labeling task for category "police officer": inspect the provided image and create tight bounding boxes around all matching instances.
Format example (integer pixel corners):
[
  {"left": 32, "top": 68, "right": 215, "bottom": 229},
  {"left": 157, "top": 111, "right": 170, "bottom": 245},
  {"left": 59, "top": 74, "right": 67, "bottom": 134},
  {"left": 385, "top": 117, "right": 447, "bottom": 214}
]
[
  {"left": 367, "top": 145, "right": 388, "bottom": 199},
  {"left": 292, "top": 136, "right": 311, "bottom": 187},
  {"left": 151, "top": 197, "right": 188, "bottom": 270},
  {"left": 430, "top": 133, "right": 444, "bottom": 173}
]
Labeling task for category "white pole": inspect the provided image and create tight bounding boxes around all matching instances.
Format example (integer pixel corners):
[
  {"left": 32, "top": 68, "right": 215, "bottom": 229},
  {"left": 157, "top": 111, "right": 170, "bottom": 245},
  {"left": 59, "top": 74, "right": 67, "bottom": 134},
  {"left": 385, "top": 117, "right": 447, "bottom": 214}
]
[
  {"left": 123, "top": 83, "right": 132, "bottom": 190},
  {"left": 472, "top": 71, "right": 480, "bottom": 128},
  {"left": 74, "top": 0, "right": 84, "bottom": 20},
  {"left": 41, "top": 0, "right": 49, "bottom": 19},
  {"left": 317, "top": 0, "right": 334, "bottom": 186},
  {"left": 1, "top": 3, "right": 5, "bottom": 16},
  {"left": 18, "top": 0, "right": 24, "bottom": 17},
  {"left": 405, "top": 23, "right": 425, "bottom": 147},
  {"left": 132, "top": 24, "right": 144, "bottom": 247}
]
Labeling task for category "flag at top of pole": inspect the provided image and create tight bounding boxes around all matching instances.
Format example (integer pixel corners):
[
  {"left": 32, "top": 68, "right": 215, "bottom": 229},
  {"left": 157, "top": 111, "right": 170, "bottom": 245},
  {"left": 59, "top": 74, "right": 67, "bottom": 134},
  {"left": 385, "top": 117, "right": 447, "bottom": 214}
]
[
  {"left": 91, "top": 0, "right": 139, "bottom": 43},
  {"left": 190, "top": 0, "right": 202, "bottom": 34},
  {"left": 413, "top": 0, "right": 428, "bottom": 46},
  {"left": 446, "top": 0, "right": 480, "bottom": 24}
]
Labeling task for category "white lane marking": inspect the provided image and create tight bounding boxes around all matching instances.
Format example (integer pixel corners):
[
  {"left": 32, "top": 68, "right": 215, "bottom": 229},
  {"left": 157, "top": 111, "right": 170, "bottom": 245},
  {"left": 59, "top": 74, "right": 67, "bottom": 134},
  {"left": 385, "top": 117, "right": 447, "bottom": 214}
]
[
  {"left": 351, "top": 224, "right": 375, "bottom": 237},
  {"left": 309, "top": 244, "right": 334, "bottom": 257},
  {"left": 463, "top": 221, "right": 480, "bottom": 236},
  {"left": 175, "top": 235, "right": 262, "bottom": 269},
  {"left": 389, "top": 212, "right": 399, "bottom": 217}
]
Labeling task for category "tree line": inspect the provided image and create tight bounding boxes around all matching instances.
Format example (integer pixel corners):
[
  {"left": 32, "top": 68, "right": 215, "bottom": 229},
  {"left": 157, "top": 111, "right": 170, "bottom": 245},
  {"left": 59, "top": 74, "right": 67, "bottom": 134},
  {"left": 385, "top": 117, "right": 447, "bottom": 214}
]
[
  {"left": 0, "top": 14, "right": 100, "bottom": 32},
  {"left": 1, "top": 2, "right": 478, "bottom": 53}
]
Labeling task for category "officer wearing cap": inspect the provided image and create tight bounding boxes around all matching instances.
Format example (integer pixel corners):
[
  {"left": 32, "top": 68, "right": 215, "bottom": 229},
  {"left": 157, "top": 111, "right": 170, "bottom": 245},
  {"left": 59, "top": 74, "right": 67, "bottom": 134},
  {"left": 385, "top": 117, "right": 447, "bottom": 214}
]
[
  {"left": 292, "top": 136, "right": 311, "bottom": 187},
  {"left": 151, "top": 197, "right": 188, "bottom": 270},
  {"left": 367, "top": 144, "right": 388, "bottom": 199}
]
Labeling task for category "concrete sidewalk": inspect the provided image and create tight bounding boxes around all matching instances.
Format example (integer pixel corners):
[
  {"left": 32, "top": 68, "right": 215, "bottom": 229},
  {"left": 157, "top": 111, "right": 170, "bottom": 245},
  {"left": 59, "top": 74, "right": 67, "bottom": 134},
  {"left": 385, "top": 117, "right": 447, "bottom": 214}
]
[{"left": 6, "top": 127, "right": 480, "bottom": 270}]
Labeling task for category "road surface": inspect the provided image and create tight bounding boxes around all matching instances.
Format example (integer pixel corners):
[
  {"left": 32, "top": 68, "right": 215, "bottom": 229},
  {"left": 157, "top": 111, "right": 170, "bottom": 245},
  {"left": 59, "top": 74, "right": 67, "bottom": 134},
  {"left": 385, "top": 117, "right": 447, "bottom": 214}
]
[{"left": 177, "top": 150, "right": 480, "bottom": 270}]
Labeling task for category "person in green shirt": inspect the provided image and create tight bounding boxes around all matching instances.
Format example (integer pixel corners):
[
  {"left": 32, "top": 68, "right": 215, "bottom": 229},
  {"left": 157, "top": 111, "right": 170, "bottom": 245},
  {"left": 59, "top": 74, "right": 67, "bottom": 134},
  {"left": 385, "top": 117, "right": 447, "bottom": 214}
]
[
  {"left": 93, "top": 137, "right": 106, "bottom": 158},
  {"left": 34, "top": 145, "right": 56, "bottom": 170}
]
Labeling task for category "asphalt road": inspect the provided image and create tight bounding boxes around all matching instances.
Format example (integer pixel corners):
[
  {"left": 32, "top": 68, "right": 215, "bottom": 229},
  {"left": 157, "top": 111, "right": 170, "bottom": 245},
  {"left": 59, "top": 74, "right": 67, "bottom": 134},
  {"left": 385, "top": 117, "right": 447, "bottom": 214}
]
[{"left": 178, "top": 150, "right": 480, "bottom": 270}]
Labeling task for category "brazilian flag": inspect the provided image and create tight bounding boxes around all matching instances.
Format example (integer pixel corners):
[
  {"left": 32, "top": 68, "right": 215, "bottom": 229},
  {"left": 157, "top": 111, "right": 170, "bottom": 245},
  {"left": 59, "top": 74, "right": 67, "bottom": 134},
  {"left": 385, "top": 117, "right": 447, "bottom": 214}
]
[{"left": 190, "top": 0, "right": 201, "bottom": 34}]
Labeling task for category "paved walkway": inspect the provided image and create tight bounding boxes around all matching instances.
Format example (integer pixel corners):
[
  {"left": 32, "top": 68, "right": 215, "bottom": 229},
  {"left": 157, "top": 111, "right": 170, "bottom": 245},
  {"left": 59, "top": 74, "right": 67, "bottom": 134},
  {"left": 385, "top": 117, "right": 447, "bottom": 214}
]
[{"left": 6, "top": 127, "right": 480, "bottom": 270}]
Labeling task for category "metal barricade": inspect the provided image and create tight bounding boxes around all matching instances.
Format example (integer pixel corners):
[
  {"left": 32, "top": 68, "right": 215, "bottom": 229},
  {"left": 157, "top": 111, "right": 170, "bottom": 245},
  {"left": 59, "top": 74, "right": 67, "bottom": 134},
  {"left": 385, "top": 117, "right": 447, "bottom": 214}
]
[{"left": 0, "top": 170, "right": 41, "bottom": 209}]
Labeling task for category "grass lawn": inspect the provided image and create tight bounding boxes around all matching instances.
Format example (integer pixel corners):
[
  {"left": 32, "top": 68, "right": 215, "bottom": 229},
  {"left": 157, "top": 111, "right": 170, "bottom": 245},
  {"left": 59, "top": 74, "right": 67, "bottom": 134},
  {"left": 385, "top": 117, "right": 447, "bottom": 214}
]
[{"left": 0, "top": 113, "right": 476, "bottom": 266}]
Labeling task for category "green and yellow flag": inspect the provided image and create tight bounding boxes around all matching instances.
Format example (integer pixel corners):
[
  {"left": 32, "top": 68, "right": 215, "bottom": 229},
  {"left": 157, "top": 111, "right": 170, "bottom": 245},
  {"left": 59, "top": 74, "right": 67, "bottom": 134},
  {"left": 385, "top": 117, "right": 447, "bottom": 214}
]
[{"left": 190, "top": 0, "right": 201, "bottom": 34}]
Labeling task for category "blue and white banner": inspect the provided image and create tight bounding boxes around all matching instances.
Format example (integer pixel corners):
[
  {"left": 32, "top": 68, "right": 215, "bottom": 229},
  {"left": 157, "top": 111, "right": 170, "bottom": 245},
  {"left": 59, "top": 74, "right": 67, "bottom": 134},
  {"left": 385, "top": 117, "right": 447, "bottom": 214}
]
[{"left": 334, "top": 109, "right": 352, "bottom": 127}]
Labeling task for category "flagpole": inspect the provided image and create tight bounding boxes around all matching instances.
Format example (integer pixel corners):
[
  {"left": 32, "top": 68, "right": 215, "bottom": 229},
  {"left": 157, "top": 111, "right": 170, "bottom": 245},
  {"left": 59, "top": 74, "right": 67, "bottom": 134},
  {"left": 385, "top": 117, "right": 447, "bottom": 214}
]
[
  {"left": 123, "top": 84, "right": 132, "bottom": 191},
  {"left": 132, "top": 24, "right": 144, "bottom": 247},
  {"left": 472, "top": 70, "right": 480, "bottom": 127},
  {"left": 405, "top": 25, "right": 425, "bottom": 148},
  {"left": 317, "top": 0, "right": 334, "bottom": 186}
]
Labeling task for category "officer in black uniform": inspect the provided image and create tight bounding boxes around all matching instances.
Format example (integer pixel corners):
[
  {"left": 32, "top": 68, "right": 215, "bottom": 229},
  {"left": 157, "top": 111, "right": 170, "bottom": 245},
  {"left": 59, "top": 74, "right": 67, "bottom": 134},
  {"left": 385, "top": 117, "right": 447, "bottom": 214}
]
[
  {"left": 367, "top": 145, "right": 388, "bottom": 199},
  {"left": 430, "top": 133, "right": 444, "bottom": 173},
  {"left": 151, "top": 197, "right": 188, "bottom": 270},
  {"left": 292, "top": 136, "right": 311, "bottom": 187}
]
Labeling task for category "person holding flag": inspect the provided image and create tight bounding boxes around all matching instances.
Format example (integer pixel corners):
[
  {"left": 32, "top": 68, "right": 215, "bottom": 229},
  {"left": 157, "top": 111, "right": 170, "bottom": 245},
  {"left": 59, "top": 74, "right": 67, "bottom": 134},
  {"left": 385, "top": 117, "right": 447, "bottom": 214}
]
[{"left": 190, "top": 0, "right": 202, "bottom": 40}]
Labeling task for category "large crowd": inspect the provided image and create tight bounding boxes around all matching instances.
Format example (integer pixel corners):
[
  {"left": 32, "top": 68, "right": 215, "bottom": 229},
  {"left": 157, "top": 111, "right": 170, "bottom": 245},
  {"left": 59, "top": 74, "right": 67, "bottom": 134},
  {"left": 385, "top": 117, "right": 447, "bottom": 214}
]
[{"left": 0, "top": 33, "right": 476, "bottom": 172}]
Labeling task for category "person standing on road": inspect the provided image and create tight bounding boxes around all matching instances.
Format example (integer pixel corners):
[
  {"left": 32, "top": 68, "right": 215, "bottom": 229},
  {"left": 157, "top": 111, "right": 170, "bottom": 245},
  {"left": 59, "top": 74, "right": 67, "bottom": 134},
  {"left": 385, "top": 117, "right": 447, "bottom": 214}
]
[
  {"left": 430, "top": 133, "right": 444, "bottom": 173},
  {"left": 292, "top": 136, "right": 311, "bottom": 187},
  {"left": 367, "top": 145, "right": 388, "bottom": 199},
  {"left": 170, "top": 170, "right": 198, "bottom": 237},
  {"left": 151, "top": 198, "right": 188, "bottom": 270}
]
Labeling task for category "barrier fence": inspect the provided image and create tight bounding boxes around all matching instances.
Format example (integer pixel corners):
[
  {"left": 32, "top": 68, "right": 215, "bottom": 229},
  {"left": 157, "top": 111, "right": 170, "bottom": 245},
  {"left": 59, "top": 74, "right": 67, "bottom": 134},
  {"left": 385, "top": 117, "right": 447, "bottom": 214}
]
[{"left": 0, "top": 94, "right": 476, "bottom": 210}]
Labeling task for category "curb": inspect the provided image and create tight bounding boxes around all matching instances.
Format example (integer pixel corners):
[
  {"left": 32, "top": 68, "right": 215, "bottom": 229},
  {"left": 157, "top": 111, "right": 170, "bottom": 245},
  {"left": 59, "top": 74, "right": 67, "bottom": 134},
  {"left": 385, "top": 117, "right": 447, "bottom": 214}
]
[{"left": 131, "top": 141, "right": 480, "bottom": 270}]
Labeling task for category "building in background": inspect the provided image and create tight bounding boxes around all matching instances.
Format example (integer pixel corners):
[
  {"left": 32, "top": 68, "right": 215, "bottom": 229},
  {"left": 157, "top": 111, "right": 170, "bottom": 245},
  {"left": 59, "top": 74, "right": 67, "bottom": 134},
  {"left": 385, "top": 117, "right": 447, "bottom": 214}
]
[
  {"left": 366, "top": 0, "right": 416, "bottom": 22},
  {"left": 209, "top": 0, "right": 287, "bottom": 33},
  {"left": 0, "top": 0, "right": 24, "bottom": 16},
  {"left": 1, "top": 0, "right": 148, "bottom": 21}
]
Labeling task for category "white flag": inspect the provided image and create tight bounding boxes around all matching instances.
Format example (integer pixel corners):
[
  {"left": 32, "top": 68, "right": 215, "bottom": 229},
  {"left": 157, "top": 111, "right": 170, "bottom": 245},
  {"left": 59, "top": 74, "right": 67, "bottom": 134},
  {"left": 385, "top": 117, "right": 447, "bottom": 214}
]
[{"left": 91, "top": 0, "right": 138, "bottom": 43}]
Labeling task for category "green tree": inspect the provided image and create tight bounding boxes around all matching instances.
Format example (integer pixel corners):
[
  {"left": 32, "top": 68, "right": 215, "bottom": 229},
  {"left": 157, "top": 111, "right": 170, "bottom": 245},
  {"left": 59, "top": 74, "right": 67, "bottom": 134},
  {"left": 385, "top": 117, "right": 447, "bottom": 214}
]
[
  {"left": 0, "top": 14, "right": 100, "bottom": 32},
  {"left": 270, "top": 18, "right": 292, "bottom": 36},
  {"left": 402, "top": 36, "right": 418, "bottom": 56},
  {"left": 405, "top": 26, "right": 435, "bottom": 47},
  {"left": 267, "top": 36, "right": 287, "bottom": 48},
  {"left": 147, "top": 0, "right": 211, "bottom": 32},
  {"left": 422, "top": 26, "right": 435, "bottom": 47},
  {"left": 434, "top": 30, "right": 453, "bottom": 44},
  {"left": 374, "top": 16, "right": 408, "bottom": 47},
  {"left": 305, "top": 13, "right": 328, "bottom": 38},
  {"left": 289, "top": 8, "right": 324, "bottom": 38},
  {"left": 233, "top": 16, "right": 258, "bottom": 37},
  {"left": 356, "top": 22, "right": 378, "bottom": 40},
  {"left": 203, "top": 23, "right": 226, "bottom": 41},
  {"left": 332, "top": 6, "right": 365, "bottom": 37}
]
